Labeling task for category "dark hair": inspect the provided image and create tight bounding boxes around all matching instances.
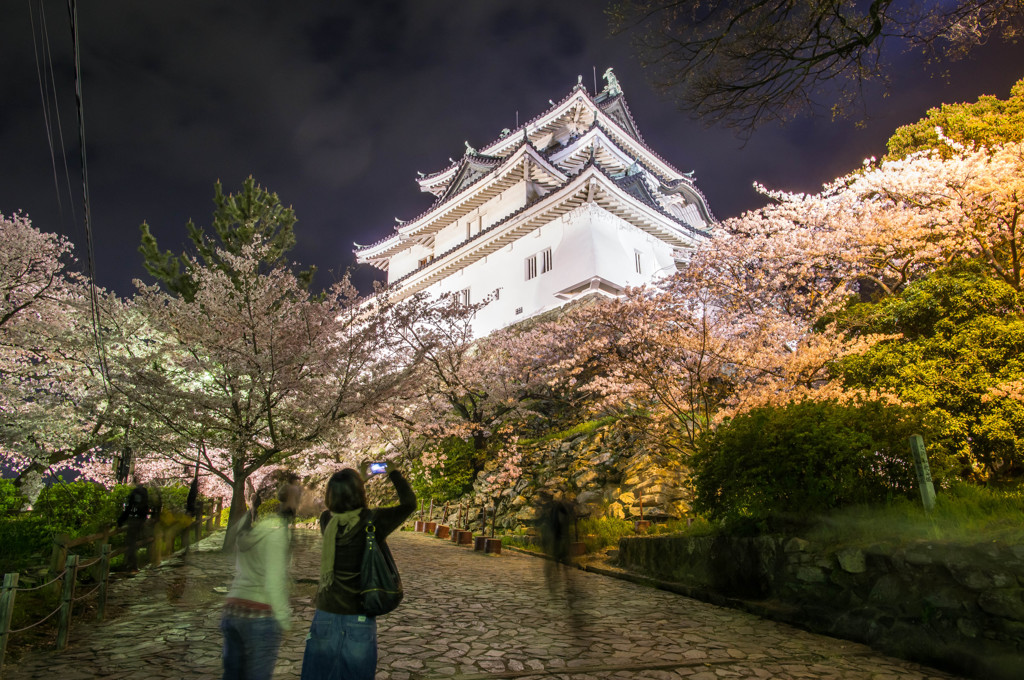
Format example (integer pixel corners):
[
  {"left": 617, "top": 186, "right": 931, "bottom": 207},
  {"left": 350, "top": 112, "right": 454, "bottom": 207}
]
[{"left": 325, "top": 469, "right": 366, "bottom": 513}]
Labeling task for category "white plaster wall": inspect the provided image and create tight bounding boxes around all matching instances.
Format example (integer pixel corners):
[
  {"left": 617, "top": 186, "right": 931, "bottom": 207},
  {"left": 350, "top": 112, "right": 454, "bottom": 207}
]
[{"left": 417, "top": 204, "right": 684, "bottom": 337}]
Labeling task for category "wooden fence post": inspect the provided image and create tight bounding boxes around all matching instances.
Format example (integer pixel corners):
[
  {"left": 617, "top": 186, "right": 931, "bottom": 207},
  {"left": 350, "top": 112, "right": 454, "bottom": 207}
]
[
  {"left": 0, "top": 572, "right": 19, "bottom": 674},
  {"left": 50, "top": 533, "right": 70, "bottom": 574},
  {"left": 97, "top": 544, "right": 111, "bottom": 621},
  {"left": 56, "top": 554, "right": 79, "bottom": 650}
]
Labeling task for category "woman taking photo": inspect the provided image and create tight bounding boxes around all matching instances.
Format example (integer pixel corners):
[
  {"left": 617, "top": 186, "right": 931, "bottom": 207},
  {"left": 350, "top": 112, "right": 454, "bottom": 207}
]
[{"left": 301, "top": 462, "right": 416, "bottom": 680}]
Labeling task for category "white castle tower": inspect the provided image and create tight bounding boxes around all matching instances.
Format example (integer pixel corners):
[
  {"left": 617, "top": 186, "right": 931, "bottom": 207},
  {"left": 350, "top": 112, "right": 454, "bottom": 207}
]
[{"left": 355, "top": 70, "right": 714, "bottom": 336}]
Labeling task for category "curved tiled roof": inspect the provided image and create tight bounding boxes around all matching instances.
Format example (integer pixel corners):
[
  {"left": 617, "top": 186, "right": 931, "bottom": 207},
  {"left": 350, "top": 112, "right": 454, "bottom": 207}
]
[
  {"left": 359, "top": 77, "right": 714, "bottom": 258},
  {"left": 355, "top": 138, "right": 557, "bottom": 255},
  {"left": 376, "top": 161, "right": 709, "bottom": 292}
]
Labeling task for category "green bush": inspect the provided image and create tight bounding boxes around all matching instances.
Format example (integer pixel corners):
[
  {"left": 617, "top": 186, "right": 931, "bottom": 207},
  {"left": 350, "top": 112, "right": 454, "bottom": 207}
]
[
  {"left": 33, "top": 481, "right": 129, "bottom": 537},
  {"left": 0, "top": 479, "right": 24, "bottom": 516},
  {"left": 151, "top": 484, "right": 190, "bottom": 516},
  {"left": 256, "top": 498, "right": 280, "bottom": 519},
  {"left": 0, "top": 515, "right": 51, "bottom": 566},
  {"left": 577, "top": 516, "right": 634, "bottom": 552},
  {"left": 409, "top": 436, "right": 476, "bottom": 503},
  {"left": 692, "top": 399, "right": 927, "bottom": 523}
]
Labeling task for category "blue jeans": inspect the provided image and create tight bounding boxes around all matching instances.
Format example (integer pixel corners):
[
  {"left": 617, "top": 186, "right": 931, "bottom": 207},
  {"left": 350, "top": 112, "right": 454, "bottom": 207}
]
[
  {"left": 221, "top": 615, "right": 282, "bottom": 680},
  {"left": 300, "top": 609, "right": 377, "bottom": 680}
]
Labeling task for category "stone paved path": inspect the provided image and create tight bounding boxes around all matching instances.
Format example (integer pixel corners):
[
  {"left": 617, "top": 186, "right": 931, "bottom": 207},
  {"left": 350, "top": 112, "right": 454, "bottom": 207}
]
[{"left": 3, "top": 528, "right": 964, "bottom": 679}]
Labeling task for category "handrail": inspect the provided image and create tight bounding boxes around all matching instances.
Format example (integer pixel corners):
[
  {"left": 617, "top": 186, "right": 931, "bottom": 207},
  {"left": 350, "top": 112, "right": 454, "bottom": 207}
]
[{"left": 1, "top": 496, "right": 224, "bottom": 672}]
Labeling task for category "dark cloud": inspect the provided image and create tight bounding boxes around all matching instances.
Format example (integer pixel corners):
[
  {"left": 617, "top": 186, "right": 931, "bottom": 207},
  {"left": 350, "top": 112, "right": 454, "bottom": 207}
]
[{"left": 2, "top": 1, "right": 1023, "bottom": 297}]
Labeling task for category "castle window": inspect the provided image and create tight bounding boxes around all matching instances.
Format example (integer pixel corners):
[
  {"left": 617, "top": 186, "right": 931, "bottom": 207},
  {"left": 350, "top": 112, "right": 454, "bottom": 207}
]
[
  {"left": 541, "top": 248, "right": 553, "bottom": 274},
  {"left": 525, "top": 255, "right": 538, "bottom": 280},
  {"left": 419, "top": 257, "right": 430, "bottom": 269},
  {"left": 458, "top": 288, "right": 470, "bottom": 306},
  {"left": 515, "top": 306, "right": 523, "bottom": 315},
  {"left": 634, "top": 250, "right": 642, "bottom": 274}
]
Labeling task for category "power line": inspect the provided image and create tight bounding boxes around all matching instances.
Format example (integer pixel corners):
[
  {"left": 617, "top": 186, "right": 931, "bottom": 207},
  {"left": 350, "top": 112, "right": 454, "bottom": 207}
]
[{"left": 65, "top": 0, "right": 112, "bottom": 393}]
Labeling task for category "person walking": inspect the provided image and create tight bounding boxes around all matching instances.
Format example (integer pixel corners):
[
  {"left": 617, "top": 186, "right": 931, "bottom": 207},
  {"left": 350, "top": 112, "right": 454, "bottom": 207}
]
[
  {"left": 221, "top": 480, "right": 302, "bottom": 680},
  {"left": 116, "top": 481, "right": 150, "bottom": 571},
  {"left": 300, "top": 462, "right": 416, "bottom": 680}
]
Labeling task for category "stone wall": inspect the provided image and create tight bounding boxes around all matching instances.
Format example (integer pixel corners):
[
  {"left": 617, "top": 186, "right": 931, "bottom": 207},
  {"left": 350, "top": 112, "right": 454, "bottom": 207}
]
[
  {"left": 617, "top": 533, "right": 1024, "bottom": 680},
  {"left": 470, "top": 420, "right": 693, "bottom": 530}
]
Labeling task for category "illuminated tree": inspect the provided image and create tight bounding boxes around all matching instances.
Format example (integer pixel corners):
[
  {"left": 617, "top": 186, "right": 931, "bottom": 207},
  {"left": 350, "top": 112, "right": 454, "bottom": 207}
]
[
  {"left": 117, "top": 241, "right": 409, "bottom": 529},
  {"left": 0, "top": 213, "right": 119, "bottom": 501},
  {"left": 887, "top": 76, "right": 1024, "bottom": 159}
]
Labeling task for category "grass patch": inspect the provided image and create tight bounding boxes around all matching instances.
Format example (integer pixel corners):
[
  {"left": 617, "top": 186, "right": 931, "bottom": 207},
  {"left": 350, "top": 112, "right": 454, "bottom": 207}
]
[
  {"left": 804, "top": 481, "right": 1024, "bottom": 548},
  {"left": 518, "top": 415, "right": 621, "bottom": 447}
]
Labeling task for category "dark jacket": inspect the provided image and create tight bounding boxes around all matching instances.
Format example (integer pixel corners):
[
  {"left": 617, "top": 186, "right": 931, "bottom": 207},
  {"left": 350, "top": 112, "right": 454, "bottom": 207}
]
[
  {"left": 314, "top": 471, "right": 416, "bottom": 616},
  {"left": 117, "top": 486, "right": 150, "bottom": 526}
]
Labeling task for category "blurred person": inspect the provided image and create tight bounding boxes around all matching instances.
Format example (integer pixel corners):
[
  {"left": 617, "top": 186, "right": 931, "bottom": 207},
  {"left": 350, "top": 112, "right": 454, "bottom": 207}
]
[
  {"left": 300, "top": 462, "right": 416, "bottom": 680},
  {"left": 116, "top": 481, "right": 150, "bottom": 571},
  {"left": 221, "top": 480, "right": 302, "bottom": 680},
  {"left": 538, "top": 496, "right": 585, "bottom": 632}
]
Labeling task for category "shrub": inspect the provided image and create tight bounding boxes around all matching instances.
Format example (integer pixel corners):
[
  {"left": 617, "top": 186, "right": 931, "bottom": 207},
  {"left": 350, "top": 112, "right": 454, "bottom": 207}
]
[
  {"left": 0, "top": 479, "right": 24, "bottom": 516},
  {"left": 409, "top": 436, "right": 476, "bottom": 503},
  {"left": 33, "top": 480, "right": 126, "bottom": 537},
  {"left": 692, "top": 399, "right": 928, "bottom": 522},
  {"left": 577, "top": 516, "right": 634, "bottom": 552},
  {"left": 256, "top": 498, "right": 280, "bottom": 519},
  {"left": 0, "top": 515, "right": 51, "bottom": 568}
]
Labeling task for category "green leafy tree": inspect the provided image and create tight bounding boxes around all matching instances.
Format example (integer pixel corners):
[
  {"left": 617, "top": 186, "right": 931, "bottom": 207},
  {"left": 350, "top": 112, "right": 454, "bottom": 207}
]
[
  {"left": 139, "top": 176, "right": 314, "bottom": 300},
  {"left": 887, "top": 76, "right": 1024, "bottom": 158},
  {"left": 836, "top": 262, "right": 1024, "bottom": 481},
  {"left": 693, "top": 399, "right": 924, "bottom": 522}
]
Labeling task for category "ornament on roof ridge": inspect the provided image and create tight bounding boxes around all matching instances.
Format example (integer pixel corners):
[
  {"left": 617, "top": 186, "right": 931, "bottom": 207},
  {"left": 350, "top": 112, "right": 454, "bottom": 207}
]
[
  {"left": 684, "top": 170, "right": 695, "bottom": 178},
  {"left": 465, "top": 141, "right": 477, "bottom": 155},
  {"left": 395, "top": 217, "right": 407, "bottom": 224},
  {"left": 549, "top": 99, "right": 556, "bottom": 106},
  {"left": 500, "top": 128, "right": 511, "bottom": 138},
  {"left": 417, "top": 171, "right": 425, "bottom": 177},
  {"left": 602, "top": 68, "right": 622, "bottom": 96}
]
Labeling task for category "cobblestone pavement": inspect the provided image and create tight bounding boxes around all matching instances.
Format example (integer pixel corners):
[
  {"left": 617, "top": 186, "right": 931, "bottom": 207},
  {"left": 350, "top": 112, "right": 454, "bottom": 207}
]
[{"left": 3, "top": 529, "right": 964, "bottom": 680}]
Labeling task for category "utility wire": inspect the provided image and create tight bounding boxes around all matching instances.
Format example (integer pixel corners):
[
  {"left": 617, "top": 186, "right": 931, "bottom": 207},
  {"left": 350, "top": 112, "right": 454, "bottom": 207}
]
[
  {"left": 43, "top": 0, "right": 79, "bottom": 227},
  {"left": 29, "top": 0, "right": 66, "bottom": 222},
  {"left": 66, "top": 0, "right": 112, "bottom": 393}
]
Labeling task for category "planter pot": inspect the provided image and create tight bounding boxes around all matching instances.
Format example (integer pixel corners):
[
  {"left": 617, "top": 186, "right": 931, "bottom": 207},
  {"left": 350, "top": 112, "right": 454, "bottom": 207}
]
[
  {"left": 569, "top": 542, "right": 586, "bottom": 557},
  {"left": 450, "top": 530, "right": 461, "bottom": 543},
  {"left": 484, "top": 538, "right": 502, "bottom": 554},
  {"left": 456, "top": 530, "right": 474, "bottom": 545},
  {"left": 414, "top": 521, "right": 425, "bottom": 532},
  {"left": 434, "top": 525, "right": 450, "bottom": 539},
  {"left": 473, "top": 535, "right": 488, "bottom": 551},
  {"left": 424, "top": 522, "right": 437, "bottom": 534},
  {"left": 634, "top": 520, "right": 651, "bottom": 533}
]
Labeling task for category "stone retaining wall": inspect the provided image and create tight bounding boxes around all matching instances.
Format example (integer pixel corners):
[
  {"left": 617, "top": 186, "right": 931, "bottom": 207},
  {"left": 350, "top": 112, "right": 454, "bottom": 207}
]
[{"left": 617, "top": 533, "right": 1024, "bottom": 679}]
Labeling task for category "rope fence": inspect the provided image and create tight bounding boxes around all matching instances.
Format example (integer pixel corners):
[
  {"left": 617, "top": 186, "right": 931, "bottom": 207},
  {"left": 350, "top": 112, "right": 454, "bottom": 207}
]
[
  {"left": 8, "top": 602, "right": 63, "bottom": 635},
  {"left": 0, "top": 497, "right": 224, "bottom": 673}
]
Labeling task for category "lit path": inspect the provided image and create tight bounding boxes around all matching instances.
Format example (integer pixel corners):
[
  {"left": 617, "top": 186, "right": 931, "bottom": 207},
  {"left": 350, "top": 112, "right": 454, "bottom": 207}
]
[{"left": 3, "top": 528, "right": 962, "bottom": 680}]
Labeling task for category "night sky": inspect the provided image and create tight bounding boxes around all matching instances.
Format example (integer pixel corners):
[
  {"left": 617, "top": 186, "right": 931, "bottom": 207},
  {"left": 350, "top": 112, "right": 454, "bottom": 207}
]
[{"left": 3, "top": 1, "right": 1024, "bottom": 297}]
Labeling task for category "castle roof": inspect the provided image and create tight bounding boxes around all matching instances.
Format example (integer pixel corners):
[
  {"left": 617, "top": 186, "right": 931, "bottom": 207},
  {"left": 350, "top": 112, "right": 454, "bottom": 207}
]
[{"left": 355, "top": 72, "right": 714, "bottom": 278}]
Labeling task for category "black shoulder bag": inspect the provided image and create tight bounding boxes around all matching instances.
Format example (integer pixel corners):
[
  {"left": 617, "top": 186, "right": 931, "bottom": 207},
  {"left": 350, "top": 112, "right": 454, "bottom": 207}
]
[{"left": 359, "top": 513, "right": 404, "bottom": 616}]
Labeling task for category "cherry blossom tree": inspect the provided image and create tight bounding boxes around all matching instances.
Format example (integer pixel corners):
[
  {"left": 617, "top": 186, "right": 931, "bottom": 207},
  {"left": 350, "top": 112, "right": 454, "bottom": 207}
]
[
  {"left": 0, "top": 213, "right": 120, "bottom": 501},
  {"left": 114, "top": 240, "right": 412, "bottom": 529}
]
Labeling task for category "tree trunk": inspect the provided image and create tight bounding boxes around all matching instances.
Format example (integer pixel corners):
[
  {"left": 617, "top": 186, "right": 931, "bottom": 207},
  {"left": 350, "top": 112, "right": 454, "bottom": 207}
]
[{"left": 220, "top": 469, "right": 251, "bottom": 551}]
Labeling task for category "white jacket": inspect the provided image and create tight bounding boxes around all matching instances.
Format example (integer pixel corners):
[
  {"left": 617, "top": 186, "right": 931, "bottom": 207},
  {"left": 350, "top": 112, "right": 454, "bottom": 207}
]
[{"left": 226, "top": 514, "right": 292, "bottom": 630}]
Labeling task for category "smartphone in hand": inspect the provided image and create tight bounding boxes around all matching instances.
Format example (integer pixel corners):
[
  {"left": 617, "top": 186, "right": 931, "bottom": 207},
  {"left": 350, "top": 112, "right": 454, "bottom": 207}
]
[{"left": 368, "top": 462, "right": 388, "bottom": 475}]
